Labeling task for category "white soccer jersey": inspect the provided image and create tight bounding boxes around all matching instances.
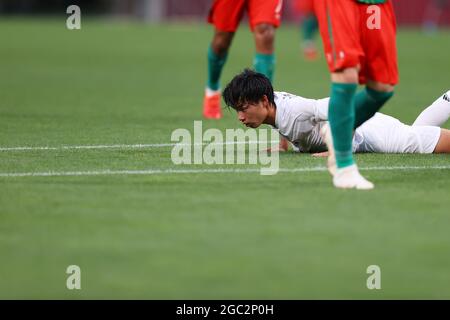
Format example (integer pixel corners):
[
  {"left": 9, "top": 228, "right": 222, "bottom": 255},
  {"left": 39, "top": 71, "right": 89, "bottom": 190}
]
[
  {"left": 273, "top": 91, "right": 441, "bottom": 154},
  {"left": 273, "top": 91, "right": 329, "bottom": 152}
]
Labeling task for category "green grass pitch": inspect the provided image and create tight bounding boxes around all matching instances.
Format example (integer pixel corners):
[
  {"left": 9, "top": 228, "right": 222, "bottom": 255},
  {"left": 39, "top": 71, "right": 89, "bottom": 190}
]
[{"left": 0, "top": 18, "right": 449, "bottom": 299}]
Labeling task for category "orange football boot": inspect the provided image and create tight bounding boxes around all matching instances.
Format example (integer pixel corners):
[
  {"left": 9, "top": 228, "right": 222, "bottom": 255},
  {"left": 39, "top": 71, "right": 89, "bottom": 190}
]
[
  {"left": 303, "top": 42, "right": 319, "bottom": 61},
  {"left": 203, "top": 91, "right": 222, "bottom": 119}
]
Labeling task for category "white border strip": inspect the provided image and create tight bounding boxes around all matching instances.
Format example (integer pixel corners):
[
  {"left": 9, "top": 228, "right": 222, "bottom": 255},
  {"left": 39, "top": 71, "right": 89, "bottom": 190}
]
[
  {"left": 0, "top": 166, "right": 449, "bottom": 178},
  {"left": 0, "top": 141, "right": 280, "bottom": 152}
]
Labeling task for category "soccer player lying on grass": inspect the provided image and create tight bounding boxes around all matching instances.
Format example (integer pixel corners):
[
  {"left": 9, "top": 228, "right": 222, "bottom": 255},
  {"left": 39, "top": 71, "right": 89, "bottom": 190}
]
[{"left": 223, "top": 69, "right": 450, "bottom": 166}]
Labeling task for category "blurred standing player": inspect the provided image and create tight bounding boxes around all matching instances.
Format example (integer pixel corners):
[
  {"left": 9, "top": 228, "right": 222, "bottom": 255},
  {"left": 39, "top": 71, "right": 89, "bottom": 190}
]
[
  {"left": 203, "top": 0, "right": 284, "bottom": 119},
  {"left": 423, "top": 0, "right": 449, "bottom": 33},
  {"left": 313, "top": 0, "right": 399, "bottom": 190},
  {"left": 293, "top": 0, "right": 319, "bottom": 60}
]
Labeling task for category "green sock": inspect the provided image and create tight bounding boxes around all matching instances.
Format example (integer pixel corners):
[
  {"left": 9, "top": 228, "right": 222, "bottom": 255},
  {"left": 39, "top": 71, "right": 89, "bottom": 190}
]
[
  {"left": 253, "top": 53, "right": 275, "bottom": 82},
  {"left": 207, "top": 45, "right": 228, "bottom": 91},
  {"left": 354, "top": 87, "right": 394, "bottom": 128},
  {"left": 302, "top": 14, "right": 318, "bottom": 42},
  {"left": 329, "top": 83, "right": 358, "bottom": 169}
]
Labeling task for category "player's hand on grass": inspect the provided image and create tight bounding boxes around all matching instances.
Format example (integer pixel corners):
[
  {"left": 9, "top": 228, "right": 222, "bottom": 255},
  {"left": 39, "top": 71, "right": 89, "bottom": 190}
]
[
  {"left": 266, "top": 138, "right": 289, "bottom": 153},
  {"left": 279, "top": 137, "right": 289, "bottom": 152},
  {"left": 265, "top": 146, "right": 287, "bottom": 153},
  {"left": 312, "top": 151, "right": 329, "bottom": 157}
]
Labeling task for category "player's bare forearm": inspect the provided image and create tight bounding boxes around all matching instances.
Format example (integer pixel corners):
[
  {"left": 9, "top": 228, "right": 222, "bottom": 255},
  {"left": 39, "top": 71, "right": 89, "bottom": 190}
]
[{"left": 312, "top": 151, "right": 329, "bottom": 157}]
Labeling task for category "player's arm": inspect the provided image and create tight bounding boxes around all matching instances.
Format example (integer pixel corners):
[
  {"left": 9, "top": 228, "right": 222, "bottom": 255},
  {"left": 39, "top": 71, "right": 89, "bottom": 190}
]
[{"left": 312, "top": 151, "right": 329, "bottom": 157}]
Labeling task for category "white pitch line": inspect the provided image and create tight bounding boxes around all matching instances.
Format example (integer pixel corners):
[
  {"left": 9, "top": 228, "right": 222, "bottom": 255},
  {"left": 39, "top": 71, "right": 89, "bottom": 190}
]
[
  {"left": 0, "top": 166, "right": 449, "bottom": 178},
  {"left": 0, "top": 141, "right": 280, "bottom": 152}
]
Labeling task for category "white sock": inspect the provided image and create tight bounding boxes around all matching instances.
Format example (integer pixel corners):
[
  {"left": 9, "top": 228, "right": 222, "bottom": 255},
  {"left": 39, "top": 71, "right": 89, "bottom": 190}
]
[
  {"left": 205, "top": 87, "right": 220, "bottom": 97},
  {"left": 413, "top": 90, "right": 450, "bottom": 127}
]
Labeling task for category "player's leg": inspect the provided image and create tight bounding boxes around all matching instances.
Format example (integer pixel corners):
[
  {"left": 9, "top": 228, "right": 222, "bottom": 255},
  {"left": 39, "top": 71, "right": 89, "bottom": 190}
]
[
  {"left": 409, "top": 125, "right": 449, "bottom": 154},
  {"left": 314, "top": 0, "right": 373, "bottom": 189},
  {"left": 314, "top": 0, "right": 360, "bottom": 171},
  {"left": 298, "top": 0, "right": 318, "bottom": 60},
  {"left": 413, "top": 90, "right": 450, "bottom": 127},
  {"left": 329, "top": 68, "right": 359, "bottom": 169},
  {"left": 433, "top": 129, "right": 450, "bottom": 153},
  {"left": 355, "top": 113, "right": 448, "bottom": 155},
  {"left": 204, "top": 0, "right": 245, "bottom": 119},
  {"left": 328, "top": 71, "right": 373, "bottom": 190},
  {"left": 253, "top": 23, "right": 276, "bottom": 82},
  {"left": 248, "top": 0, "right": 283, "bottom": 82},
  {"left": 354, "top": 81, "right": 395, "bottom": 129},
  {"left": 207, "top": 30, "right": 234, "bottom": 93},
  {"left": 301, "top": 12, "right": 319, "bottom": 61},
  {"left": 354, "top": 1, "right": 398, "bottom": 129}
]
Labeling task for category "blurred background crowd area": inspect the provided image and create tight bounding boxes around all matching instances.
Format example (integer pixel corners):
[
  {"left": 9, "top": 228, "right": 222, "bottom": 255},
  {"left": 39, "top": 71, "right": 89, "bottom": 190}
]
[{"left": 0, "top": 0, "right": 449, "bottom": 28}]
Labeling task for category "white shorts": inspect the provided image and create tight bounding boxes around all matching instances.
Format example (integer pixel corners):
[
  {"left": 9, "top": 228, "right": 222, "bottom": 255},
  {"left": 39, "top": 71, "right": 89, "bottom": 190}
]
[{"left": 353, "top": 113, "right": 441, "bottom": 154}]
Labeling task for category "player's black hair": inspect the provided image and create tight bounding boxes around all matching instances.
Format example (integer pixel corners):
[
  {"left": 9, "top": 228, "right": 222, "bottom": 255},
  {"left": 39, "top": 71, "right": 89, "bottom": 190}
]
[{"left": 223, "top": 69, "right": 275, "bottom": 111}]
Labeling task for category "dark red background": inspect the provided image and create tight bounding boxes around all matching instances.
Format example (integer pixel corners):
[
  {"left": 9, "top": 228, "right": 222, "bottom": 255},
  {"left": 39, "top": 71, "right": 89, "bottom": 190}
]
[{"left": 165, "top": 0, "right": 450, "bottom": 26}]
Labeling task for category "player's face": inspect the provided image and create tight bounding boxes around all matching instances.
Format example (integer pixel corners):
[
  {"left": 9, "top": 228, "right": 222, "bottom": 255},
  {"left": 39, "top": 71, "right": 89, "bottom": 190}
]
[{"left": 235, "top": 99, "right": 268, "bottom": 128}]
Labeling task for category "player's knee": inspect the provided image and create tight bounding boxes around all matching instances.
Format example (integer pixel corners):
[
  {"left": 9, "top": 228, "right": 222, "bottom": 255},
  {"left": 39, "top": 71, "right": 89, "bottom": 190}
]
[
  {"left": 331, "top": 68, "right": 359, "bottom": 84},
  {"left": 367, "top": 80, "right": 395, "bottom": 93},
  {"left": 365, "top": 81, "right": 395, "bottom": 105},
  {"left": 212, "top": 31, "right": 234, "bottom": 56},
  {"left": 254, "top": 23, "right": 275, "bottom": 48}
]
